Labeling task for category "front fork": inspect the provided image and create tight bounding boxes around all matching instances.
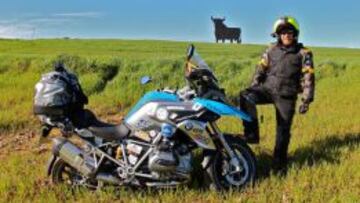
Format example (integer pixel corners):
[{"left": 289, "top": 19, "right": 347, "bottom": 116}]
[{"left": 208, "top": 122, "right": 243, "bottom": 171}]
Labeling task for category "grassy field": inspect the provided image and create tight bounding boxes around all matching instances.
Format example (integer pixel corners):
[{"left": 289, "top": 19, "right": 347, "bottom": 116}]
[{"left": 0, "top": 39, "right": 359, "bottom": 202}]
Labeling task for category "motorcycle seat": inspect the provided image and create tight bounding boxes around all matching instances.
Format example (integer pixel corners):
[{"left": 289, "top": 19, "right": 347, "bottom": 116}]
[{"left": 88, "top": 123, "right": 130, "bottom": 141}]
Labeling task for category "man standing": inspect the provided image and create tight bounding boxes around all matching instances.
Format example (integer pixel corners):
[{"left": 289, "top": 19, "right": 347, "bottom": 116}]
[{"left": 239, "top": 16, "right": 315, "bottom": 171}]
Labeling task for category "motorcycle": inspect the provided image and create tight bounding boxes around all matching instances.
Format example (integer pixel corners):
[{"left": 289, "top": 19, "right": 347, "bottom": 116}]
[{"left": 44, "top": 45, "right": 257, "bottom": 191}]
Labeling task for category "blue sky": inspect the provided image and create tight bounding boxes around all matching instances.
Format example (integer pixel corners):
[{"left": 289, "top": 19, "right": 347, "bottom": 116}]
[{"left": 0, "top": 0, "right": 359, "bottom": 48}]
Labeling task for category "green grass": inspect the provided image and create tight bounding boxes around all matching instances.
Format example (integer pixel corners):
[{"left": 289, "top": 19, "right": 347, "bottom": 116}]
[{"left": 0, "top": 39, "right": 359, "bottom": 202}]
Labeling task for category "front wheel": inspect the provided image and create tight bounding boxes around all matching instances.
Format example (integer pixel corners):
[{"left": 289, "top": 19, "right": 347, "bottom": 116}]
[{"left": 205, "top": 134, "right": 256, "bottom": 191}]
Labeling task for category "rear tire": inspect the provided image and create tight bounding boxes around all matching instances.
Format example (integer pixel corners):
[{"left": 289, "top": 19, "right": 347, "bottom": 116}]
[
  {"left": 51, "top": 158, "right": 98, "bottom": 189},
  {"left": 204, "top": 134, "right": 256, "bottom": 191}
]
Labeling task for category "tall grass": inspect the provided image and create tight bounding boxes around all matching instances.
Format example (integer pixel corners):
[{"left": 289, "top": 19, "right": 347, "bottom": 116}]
[{"left": 0, "top": 39, "right": 359, "bottom": 202}]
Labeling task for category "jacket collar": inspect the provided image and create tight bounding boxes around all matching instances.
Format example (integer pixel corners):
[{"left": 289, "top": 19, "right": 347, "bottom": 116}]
[{"left": 277, "top": 42, "right": 303, "bottom": 53}]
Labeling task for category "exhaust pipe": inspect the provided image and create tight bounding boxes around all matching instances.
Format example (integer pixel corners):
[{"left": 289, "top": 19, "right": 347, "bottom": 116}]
[
  {"left": 52, "top": 137, "right": 95, "bottom": 177},
  {"left": 96, "top": 173, "right": 122, "bottom": 185},
  {"left": 145, "top": 181, "right": 181, "bottom": 188},
  {"left": 52, "top": 138, "right": 122, "bottom": 185}
]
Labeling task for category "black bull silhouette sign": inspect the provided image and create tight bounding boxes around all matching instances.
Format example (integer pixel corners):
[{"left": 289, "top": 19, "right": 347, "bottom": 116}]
[{"left": 211, "top": 16, "right": 241, "bottom": 43}]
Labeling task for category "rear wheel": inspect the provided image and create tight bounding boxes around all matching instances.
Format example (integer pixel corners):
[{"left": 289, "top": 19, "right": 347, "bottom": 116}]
[
  {"left": 51, "top": 158, "right": 98, "bottom": 189},
  {"left": 205, "top": 134, "right": 256, "bottom": 191}
]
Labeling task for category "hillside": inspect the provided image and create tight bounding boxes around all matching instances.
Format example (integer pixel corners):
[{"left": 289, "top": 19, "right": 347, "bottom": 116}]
[{"left": 0, "top": 39, "right": 359, "bottom": 202}]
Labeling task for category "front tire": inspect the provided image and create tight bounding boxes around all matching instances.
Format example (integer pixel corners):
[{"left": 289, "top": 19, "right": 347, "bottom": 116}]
[{"left": 205, "top": 134, "right": 256, "bottom": 191}]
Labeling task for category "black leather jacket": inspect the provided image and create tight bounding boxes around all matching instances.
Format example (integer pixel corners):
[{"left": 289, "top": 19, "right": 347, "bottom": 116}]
[{"left": 252, "top": 42, "right": 315, "bottom": 103}]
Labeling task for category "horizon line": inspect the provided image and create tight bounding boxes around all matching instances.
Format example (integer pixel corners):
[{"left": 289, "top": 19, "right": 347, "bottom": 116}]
[{"left": 0, "top": 37, "right": 359, "bottom": 50}]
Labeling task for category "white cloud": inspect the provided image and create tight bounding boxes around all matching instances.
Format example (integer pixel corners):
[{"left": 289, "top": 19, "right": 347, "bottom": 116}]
[
  {"left": 28, "top": 17, "right": 72, "bottom": 25},
  {"left": 0, "top": 24, "right": 35, "bottom": 39},
  {"left": 52, "top": 12, "right": 102, "bottom": 18},
  {"left": 0, "top": 11, "right": 103, "bottom": 39},
  {"left": 0, "top": 19, "right": 17, "bottom": 24}
]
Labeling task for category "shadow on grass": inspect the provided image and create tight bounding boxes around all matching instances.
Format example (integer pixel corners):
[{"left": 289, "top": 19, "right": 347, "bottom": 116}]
[
  {"left": 41, "top": 133, "right": 360, "bottom": 195},
  {"left": 255, "top": 133, "right": 360, "bottom": 181},
  {"left": 143, "top": 133, "right": 360, "bottom": 189},
  {"left": 291, "top": 133, "right": 360, "bottom": 167}
]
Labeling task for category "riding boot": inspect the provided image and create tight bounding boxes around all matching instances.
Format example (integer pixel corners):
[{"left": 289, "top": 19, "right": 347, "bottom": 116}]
[
  {"left": 242, "top": 119, "right": 260, "bottom": 144},
  {"left": 239, "top": 86, "right": 273, "bottom": 144}
]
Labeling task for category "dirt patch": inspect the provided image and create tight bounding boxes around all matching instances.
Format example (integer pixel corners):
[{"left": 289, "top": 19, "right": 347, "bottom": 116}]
[
  {"left": 0, "top": 114, "right": 124, "bottom": 160},
  {"left": 0, "top": 130, "right": 51, "bottom": 160}
]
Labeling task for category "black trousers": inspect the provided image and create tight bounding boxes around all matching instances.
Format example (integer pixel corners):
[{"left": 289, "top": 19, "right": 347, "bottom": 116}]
[{"left": 239, "top": 86, "right": 296, "bottom": 162}]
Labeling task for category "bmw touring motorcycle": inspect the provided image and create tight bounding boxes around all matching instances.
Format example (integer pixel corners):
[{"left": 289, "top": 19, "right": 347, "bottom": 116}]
[{"left": 36, "top": 45, "right": 256, "bottom": 190}]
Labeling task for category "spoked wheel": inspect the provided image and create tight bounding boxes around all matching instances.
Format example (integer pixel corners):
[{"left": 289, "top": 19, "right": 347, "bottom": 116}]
[
  {"left": 205, "top": 134, "right": 256, "bottom": 191},
  {"left": 51, "top": 158, "right": 98, "bottom": 189}
]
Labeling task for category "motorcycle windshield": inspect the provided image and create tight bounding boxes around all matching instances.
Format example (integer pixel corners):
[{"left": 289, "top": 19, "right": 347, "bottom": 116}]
[
  {"left": 186, "top": 45, "right": 213, "bottom": 73},
  {"left": 193, "top": 98, "right": 252, "bottom": 122}
]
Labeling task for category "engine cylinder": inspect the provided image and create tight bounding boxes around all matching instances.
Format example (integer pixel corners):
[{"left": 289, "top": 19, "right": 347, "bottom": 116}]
[{"left": 148, "top": 149, "right": 177, "bottom": 172}]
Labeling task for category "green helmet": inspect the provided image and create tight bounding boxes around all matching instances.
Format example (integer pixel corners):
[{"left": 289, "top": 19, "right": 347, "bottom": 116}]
[{"left": 272, "top": 16, "right": 300, "bottom": 37}]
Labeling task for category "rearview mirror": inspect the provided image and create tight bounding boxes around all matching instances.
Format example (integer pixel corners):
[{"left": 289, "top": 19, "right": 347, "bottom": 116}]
[{"left": 140, "top": 76, "right": 152, "bottom": 85}]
